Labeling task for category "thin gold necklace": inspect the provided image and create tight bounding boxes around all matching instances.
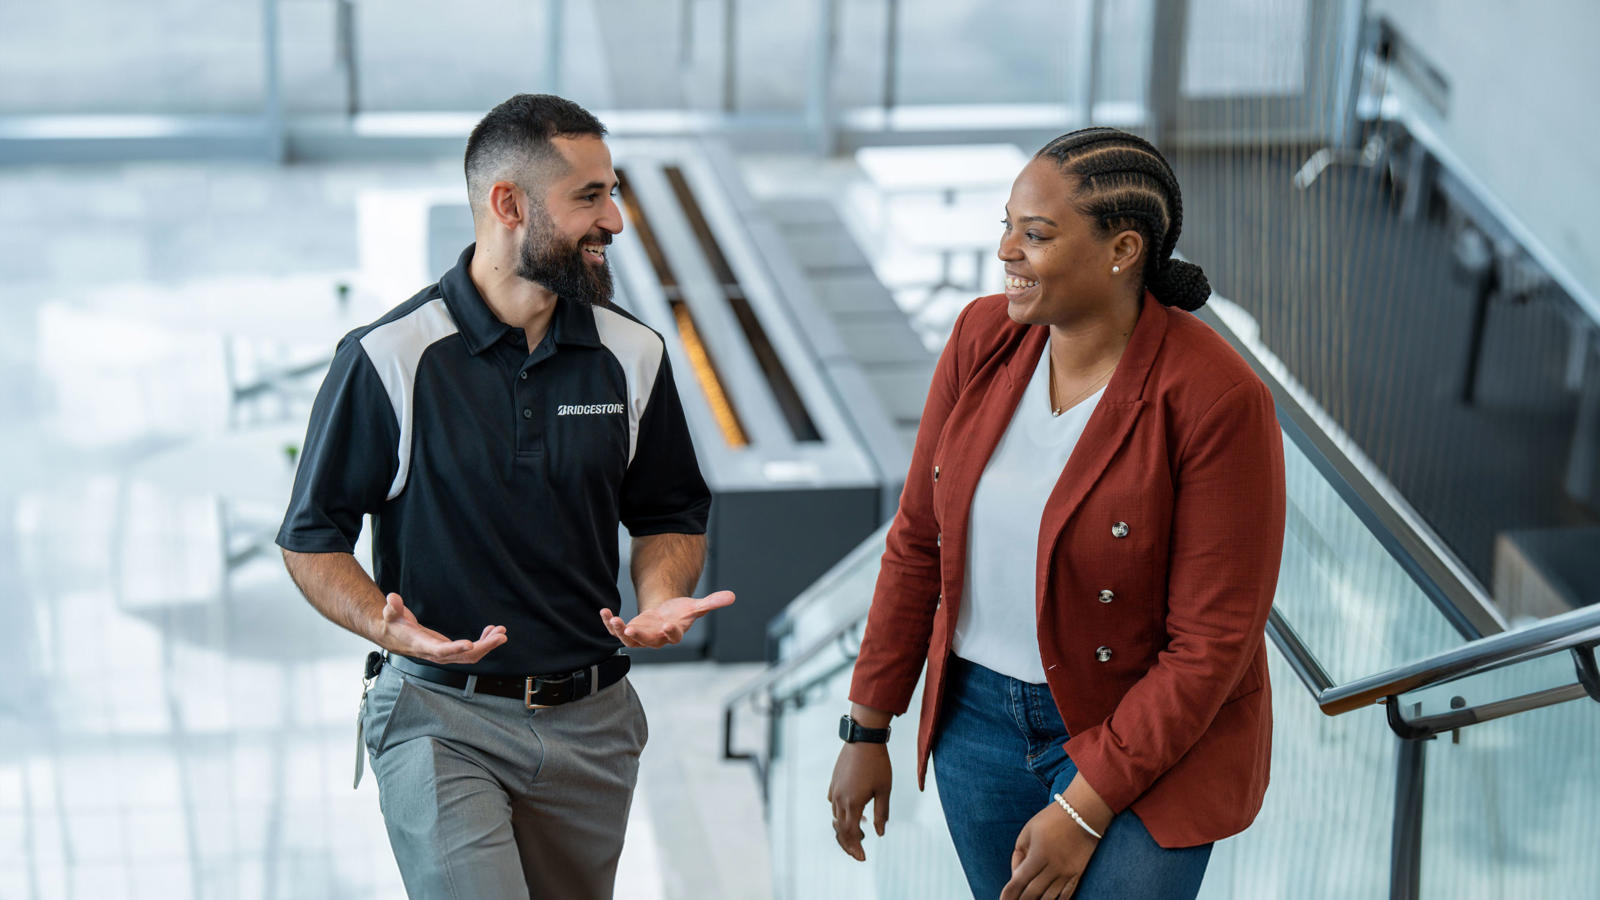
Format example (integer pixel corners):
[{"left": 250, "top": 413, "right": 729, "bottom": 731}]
[{"left": 1049, "top": 354, "right": 1116, "bottom": 416}]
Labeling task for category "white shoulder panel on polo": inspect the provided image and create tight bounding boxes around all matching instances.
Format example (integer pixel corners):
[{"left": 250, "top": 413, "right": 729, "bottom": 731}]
[
  {"left": 359, "top": 297, "right": 460, "bottom": 500},
  {"left": 590, "top": 304, "right": 663, "bottom": 466}
]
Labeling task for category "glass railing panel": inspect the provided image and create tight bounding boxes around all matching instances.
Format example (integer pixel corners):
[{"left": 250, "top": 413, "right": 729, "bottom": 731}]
[
  {"left": 1414, "top": 656, "right": 1600, "bottom": 898},
  {"left": 767, "top": 634, "right": 967, "bottom": 900},
  {"left": 1272, "top": 427, "right": 1467, "bottom": 684},
  {"left": 1195, "top": 629, "right": 1398, "bottom": 899}
]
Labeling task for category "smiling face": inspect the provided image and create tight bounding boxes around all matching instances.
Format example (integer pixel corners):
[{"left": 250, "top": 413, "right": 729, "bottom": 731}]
[
  {"left": 515, "top": 134, "right": 624, "bottom": 304},
  {"left": 999, "top": 159, "right": 1143, "bottom": 327}
]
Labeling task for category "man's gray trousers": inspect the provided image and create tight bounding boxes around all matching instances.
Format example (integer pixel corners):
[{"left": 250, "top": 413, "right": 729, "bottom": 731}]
[{"left": 361, "top": 660, "right": 648, "bottom": 899}]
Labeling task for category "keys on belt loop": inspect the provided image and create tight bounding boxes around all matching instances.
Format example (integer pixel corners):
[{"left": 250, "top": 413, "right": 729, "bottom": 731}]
[{"left": 354, "top": 650, "right": 384, "bottom": 789}]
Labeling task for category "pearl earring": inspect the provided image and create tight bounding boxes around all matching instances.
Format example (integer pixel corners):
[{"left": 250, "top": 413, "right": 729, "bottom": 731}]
[{"left": 1112, "top": 265, "right": 1121, "bottom": 274}]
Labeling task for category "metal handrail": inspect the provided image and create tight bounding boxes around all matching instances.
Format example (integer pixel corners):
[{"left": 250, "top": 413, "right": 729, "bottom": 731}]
[
  {"left": 1263, "top": 596, "right": 1600, "bottom": 740},
  {"left": 1315, "top": 602, "right": 1600, "bottom": 715},
  {"left": 748, "top": 595, "right": 1600, "bottom": 719}
]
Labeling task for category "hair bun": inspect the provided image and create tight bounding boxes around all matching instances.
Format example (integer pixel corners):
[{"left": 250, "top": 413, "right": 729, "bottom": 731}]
[{"left": 1150, "top": 258, "right": 1210, "bottom": 311}]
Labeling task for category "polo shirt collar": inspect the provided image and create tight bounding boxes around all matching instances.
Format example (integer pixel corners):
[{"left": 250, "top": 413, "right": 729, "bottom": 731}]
[
  {"left": 440, "top": 243, "right": 603, "bottom": 354},
  {"left": 552, "top": 293, "right": 602, "bottom": 349}
]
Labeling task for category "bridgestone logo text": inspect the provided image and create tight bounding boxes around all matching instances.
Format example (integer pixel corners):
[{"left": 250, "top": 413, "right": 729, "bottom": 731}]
[{"left": 557, "top": 403, "right": 626, "bottom": 416}]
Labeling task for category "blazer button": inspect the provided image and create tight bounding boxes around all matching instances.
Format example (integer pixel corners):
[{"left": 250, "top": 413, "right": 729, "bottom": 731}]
[
  {"left": 1095, "top": 646, "right": 1113, "bottom": 663},
  {"left": 936, "top": 533, "right": 942, "bottom": 548},
  {"left": 1098, "top": 589, "right": 1115, "bottom": 603},
  {"left": 933, "top": 465, "right": 940, "bottom": 483},
  {"left": 1111, "top": 521, "right": 1130, "bottom": 538}
]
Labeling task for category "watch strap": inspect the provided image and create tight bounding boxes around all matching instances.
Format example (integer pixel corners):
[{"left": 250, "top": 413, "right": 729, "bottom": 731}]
[{"left": 838, "top": 714, "right": 891, "bottom": 744}]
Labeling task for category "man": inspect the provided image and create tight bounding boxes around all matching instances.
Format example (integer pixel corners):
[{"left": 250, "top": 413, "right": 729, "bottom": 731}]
[{"left": 276, "top": 93, "right": 733, "bottom": 899}]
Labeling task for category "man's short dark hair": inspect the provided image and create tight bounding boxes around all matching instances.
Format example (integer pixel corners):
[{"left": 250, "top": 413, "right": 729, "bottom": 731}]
[{"left": 464, "top": 94, "right": 607, "bottom": 216}]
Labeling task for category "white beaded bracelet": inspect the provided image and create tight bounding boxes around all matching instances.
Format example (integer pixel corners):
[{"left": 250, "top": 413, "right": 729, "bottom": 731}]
[{"left": 1052, "top": 793, "right": 1103, "bottom": 840}]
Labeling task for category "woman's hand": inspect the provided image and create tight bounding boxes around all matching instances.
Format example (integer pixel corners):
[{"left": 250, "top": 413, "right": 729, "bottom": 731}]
[
  {"left": 827, "top": 741, "right": 893, "bottom": 861},
  {"left": 1000, "top": 802, "right": 1099, "bottom": 900}
]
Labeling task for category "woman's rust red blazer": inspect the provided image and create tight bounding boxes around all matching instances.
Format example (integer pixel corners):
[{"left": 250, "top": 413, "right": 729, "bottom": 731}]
[{"left": 849, "top": 291, "right": 1287, "bottom": 849}]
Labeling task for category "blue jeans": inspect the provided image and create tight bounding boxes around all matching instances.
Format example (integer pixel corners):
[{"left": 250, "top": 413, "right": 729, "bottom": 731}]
[{"left": 931, "top": 657, "right": 1212, "bottom": 900}]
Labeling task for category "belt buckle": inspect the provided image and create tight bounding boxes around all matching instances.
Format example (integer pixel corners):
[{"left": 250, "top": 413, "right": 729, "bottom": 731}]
[
  {"left": 524, "top": 677, "right": 554, "bottom": 709},
  {"left": 524, "top": 672, "right": 573, "bottom": 709}
]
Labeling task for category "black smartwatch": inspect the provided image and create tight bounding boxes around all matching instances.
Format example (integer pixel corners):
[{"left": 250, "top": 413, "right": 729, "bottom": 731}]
[{"left": 839, "top": 714, "right": 891, "bottom": 744}]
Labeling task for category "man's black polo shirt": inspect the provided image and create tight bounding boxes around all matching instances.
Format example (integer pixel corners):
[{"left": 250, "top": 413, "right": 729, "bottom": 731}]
[{"left": 277, "top": 245, "right": 712, "bottom": 674}]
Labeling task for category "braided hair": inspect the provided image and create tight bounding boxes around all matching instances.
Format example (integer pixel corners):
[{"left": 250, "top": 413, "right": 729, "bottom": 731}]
[{"left": 1035, "top": 127, "right": 1210, "bottom": 311}]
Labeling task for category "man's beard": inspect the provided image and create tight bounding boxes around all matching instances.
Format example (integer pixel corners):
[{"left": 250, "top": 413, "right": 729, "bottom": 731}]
[{"left": 516, "top": 209, "right": 614, "bottom": 306}]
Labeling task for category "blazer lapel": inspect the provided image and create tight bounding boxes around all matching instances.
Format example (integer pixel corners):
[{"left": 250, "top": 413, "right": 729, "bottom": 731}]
[{"left": 1036, "top": 296, "right": 1170, "bottom": 577}]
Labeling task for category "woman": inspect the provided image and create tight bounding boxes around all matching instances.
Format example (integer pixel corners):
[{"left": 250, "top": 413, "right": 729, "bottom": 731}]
[{"left": 828, "top": 128, "right": 1287, "bottom": 900}]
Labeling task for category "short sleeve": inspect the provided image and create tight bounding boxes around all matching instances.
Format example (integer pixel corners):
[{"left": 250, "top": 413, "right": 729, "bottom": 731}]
[
  {"left": 618, "top": 352, "right": 712, "bottom": 536},
  {"left": 275, "top": 335, "right": 401, "bottom": 554}
]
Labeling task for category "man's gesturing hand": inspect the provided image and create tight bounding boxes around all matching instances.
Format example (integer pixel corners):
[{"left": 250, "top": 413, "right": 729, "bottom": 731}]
[
  {"left": 598, "top": 590, "right": 736, "bottom": 648},
  {"left": 378, "top": 593, "right": 507, "bottom": 665},
  {"left": 1000, "top": 802, "right": 1099, "bottom": 900}
]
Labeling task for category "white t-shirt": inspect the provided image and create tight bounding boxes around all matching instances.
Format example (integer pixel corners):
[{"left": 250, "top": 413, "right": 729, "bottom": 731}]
[{"left": 953, "top": 343, "right": 1106, "bottom": 684}]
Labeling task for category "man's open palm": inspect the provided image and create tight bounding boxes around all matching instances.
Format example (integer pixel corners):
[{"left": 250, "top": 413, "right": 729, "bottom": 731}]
[
  {"left": 380, "top": 593, "right": 508, "bottom": 664},
  {"left": 599, "top": 590, "right": 736, "bottom": 648}
]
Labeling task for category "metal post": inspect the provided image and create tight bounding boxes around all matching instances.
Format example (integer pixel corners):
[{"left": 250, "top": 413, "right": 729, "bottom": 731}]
[
  {"left": 1328, "top": 0, "right": 1370, "bottom": 149},
  {"left": 1146, "top": 0, "right": 1190, "bottom": 149},
  {"left": 1566, "top": 331, "right": 1600, "bottom": 507},
  {"left": 1399, "top": 139, "right": 1435, "bottom": 221},
  {"left": 337, "top": 0, "right": 360, "bottom": 117},
  {"left": 679, "top": 0, "right": 695, "bottom": 66},
  {"left": 544, "top": 0, "right": 565, "bottom": 95},
  {"left": 1575, "top": 643, "right": 1600, "bottom": 703},
  {"left": 1389, "top": 705, "right": 1429, "bottom": 900},
  {"left": 881, "top": 0, "right": 899, "bottom": 113},
  {"left": 1079, "top": 0, "right": 1104, "bottom": 127},
  {"left": 805, "top": 0, "right": 838, "bottom": 154},
  {"left": 721, "top": 0, "right": 738, "bottom": 112},
  {"left": 1459, "top": 256, "right": 1499, "bottom": 405},
  {"left": 261, "top": 0, "right": 286, "bottom": 162}
]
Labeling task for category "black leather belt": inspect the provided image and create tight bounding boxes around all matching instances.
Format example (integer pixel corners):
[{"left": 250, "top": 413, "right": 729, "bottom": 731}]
[{"left": 385, "top": 653, "right": 631, "bottom": 708}]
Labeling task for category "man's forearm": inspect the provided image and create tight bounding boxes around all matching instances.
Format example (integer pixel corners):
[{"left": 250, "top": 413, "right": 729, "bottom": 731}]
[
  {"left": 629, "top": 532, "right": 706, "bottom": 611},
  {"left": 281, "top": 548, "right": 387, "bottom": 643}
]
